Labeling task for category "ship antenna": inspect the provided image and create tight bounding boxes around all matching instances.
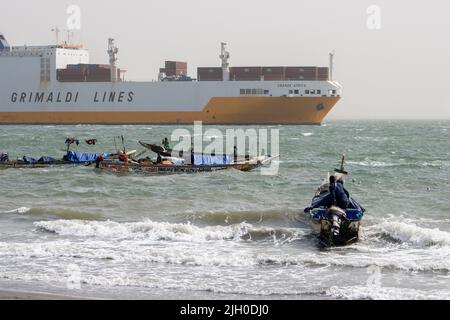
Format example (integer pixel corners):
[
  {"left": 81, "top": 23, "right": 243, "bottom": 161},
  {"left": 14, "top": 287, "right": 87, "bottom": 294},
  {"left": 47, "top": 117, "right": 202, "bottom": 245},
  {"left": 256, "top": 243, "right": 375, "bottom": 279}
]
[
  {"left": 108, "top": 38, "right": 119, "bottom": 82},
  {"left": 329, "top": 50, "right": 335, "bottom": 81}
]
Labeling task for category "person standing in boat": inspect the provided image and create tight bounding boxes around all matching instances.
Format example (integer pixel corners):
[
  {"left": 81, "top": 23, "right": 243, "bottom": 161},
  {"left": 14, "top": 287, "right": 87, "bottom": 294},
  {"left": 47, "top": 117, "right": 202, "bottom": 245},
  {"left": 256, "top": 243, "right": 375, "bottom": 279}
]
[
  {"left": 329, "top": 175, "right": 349, "bottom": 209},
  {"left": 162, "top": 137, "right": 171, "bottom": 151}
]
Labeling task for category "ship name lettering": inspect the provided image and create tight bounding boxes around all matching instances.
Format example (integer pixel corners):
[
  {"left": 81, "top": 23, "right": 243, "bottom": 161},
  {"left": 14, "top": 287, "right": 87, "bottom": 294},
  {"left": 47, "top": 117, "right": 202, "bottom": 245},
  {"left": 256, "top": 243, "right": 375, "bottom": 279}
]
[
  {"left": 11, "top": 92, "right": 78, "bottom": 104},
  {"left": 93, "top": 91, "right": 134, "bottom": 103}
]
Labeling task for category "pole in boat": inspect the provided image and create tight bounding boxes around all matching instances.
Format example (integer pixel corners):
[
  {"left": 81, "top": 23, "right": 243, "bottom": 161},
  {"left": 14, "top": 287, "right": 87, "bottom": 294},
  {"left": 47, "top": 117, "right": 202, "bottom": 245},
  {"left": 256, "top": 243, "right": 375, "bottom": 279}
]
[
  {"left": 121, "top": 135, "right": 126, "bottom": 153},
  {"left": 113, "top": 136, "right": 118, "bottom": 152},
  {"left": 334, "top": 154, "right": 348, "bottom": 175}
]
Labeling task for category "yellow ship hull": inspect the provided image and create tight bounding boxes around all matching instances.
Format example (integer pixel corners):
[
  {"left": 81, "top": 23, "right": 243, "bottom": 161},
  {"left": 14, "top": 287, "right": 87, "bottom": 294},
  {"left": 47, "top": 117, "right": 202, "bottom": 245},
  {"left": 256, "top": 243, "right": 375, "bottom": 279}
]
[{"left": 0, "top": 96, "right": 339, "bottom": 124}]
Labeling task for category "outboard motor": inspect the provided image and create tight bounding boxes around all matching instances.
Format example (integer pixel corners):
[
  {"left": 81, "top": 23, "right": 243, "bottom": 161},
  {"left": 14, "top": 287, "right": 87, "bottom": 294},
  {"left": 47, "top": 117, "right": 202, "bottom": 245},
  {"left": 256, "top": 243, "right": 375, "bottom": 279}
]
[
  {"left": 328, "top": 206, "right": 347, "bottom": 236},
  {"left": 0, "top": 33, "right": 11, "bottom": 52}
]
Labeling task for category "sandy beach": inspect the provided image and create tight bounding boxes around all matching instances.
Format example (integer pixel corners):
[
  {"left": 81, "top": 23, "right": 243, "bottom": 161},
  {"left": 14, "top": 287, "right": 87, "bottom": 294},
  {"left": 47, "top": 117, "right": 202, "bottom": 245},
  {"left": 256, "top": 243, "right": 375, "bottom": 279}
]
[{"left": 0, "top": 289, "right": 89, "bottom": 300}]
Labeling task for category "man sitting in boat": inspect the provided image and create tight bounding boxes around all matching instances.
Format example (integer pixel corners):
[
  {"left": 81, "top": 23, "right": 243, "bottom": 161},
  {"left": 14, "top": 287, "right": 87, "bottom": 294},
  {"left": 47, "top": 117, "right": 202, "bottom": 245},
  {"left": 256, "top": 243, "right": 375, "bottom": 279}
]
[
  {"left": 117, "top": 150, "right": 129, "bottom": 163},
  {"left": 116, "top": 150, "right": 139, "bottom": 165},
  {"left": 329, "top": 175, "right": 349, "bottom": 209}
]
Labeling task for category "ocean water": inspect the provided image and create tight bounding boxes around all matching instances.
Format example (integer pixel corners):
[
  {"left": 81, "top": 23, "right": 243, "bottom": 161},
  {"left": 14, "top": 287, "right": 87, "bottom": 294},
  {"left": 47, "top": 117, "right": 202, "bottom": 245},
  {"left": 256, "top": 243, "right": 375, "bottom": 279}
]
[{"left": 0, "top": 121, "right": 449, "bottom": 300}]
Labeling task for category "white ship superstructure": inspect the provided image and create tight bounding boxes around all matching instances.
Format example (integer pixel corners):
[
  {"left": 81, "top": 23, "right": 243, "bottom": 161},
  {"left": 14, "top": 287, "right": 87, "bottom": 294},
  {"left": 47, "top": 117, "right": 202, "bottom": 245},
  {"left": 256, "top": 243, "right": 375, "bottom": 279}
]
[{"left": 0, "top": 34, "right": 342, "bottom": 124}]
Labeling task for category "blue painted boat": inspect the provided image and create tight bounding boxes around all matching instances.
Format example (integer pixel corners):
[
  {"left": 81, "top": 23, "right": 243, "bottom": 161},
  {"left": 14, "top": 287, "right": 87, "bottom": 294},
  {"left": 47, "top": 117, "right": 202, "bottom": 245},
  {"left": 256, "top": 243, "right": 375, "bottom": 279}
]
[{"left": 304, "top": 156, "right": 366, "bottom": 246}]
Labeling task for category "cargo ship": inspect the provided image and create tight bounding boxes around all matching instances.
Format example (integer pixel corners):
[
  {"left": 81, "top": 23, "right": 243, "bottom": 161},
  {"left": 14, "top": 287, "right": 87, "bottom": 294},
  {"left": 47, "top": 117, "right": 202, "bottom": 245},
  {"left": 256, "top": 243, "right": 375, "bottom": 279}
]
[{"left": 0, "top": 33, "right": 342, "bottom": 124}]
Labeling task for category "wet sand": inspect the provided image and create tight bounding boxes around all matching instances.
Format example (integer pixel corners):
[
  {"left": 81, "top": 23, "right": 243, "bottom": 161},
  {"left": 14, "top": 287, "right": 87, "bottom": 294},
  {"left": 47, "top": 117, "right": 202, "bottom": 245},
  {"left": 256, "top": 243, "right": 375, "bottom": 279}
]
[{"left": 0, "top": 289, "right": 90, "bottom": 300}]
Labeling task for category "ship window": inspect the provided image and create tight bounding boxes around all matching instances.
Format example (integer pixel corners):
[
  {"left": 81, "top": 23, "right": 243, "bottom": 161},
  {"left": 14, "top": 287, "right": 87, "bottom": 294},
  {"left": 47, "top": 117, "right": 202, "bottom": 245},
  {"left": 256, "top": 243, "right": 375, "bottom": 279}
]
[
  {"left": 251, "top": 89, "right": 257, "bottom": 95},
  {"left": 264, "top": 90, "right": 269, "bottom": 95},
  {"left": 305, "top": 90, "right": 310, "bottom": 94},
  {"left": 245, "top": 89, "right": 251, "bottom": 95},
  {"left": 294, "top": 90, "right": 299, "bottom": 94},
  {"left": 332, "top": 90, "right": 336, "bottom": 94},
  {"left": 257, "top": 88, "right": 263, "bottom": 94},
  {"left": 289, "top": 90, "right": 293, "bottom": 94},
  {"left": 310, "top": 90, "right": 316, "bottom": 94},
  {"left": 240, "top": 89, "right": 245, "bottom": 95},
  {"left": 317, "top": 90, "right": 321, "bottom": 94}
]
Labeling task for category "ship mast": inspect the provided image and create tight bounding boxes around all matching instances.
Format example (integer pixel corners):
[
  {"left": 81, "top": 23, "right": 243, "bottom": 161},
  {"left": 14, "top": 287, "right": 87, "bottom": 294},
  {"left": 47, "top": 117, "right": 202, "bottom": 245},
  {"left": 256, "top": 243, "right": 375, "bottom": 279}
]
[
  {"left": 220, "top": 42, "right": 230, "bottom": 81},
  {"left": 329, "top": 50, "right": 335, "bottom": 81},
  {"left": 51, "top": 26, "right": 60, "bottom": 46},
  {"left": 108, "top": 38, "right": 119, "bottom": 82}
]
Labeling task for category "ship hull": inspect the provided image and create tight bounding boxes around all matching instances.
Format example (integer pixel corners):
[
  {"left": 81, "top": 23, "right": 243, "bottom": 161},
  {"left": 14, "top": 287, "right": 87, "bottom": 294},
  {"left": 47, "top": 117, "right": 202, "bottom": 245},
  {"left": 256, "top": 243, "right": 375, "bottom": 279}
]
[{"left": 0, "top": 96, "right": 339, "bottom": 124}]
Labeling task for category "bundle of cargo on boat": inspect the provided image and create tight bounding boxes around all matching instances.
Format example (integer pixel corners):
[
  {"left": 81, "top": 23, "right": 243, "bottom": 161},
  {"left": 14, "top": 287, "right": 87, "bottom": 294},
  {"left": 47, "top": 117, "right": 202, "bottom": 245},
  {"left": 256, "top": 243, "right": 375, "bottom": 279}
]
[
  {"left": 0, "top": 151, "right": 112, "bottom": 169},
  {"left": 0, "top": 136, "right": 112, "bottom": 169}
]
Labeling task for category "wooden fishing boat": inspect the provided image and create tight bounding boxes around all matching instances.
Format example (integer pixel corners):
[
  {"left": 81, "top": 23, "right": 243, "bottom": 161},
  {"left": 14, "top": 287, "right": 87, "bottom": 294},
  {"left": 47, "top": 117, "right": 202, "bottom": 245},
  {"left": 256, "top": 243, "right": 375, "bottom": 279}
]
[
  {"left": 303, "top": 156, "right": 366, "bottom": 247},
  {"left": 0, "top": 151, "right": 115, "bottom": 169},
  {"left": 0, "top": 159, "right": 70, "bottom": 169},
  {"left": 95, "top": 155, "right": 278, "bottom": 175}
]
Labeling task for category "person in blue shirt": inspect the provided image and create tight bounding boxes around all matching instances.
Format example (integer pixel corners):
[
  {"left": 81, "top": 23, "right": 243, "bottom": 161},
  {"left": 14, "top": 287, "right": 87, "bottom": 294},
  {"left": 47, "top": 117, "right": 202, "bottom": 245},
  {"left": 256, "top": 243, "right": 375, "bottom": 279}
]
[{"left": 329, "top": 175, "right": 349, "bottom": 209}]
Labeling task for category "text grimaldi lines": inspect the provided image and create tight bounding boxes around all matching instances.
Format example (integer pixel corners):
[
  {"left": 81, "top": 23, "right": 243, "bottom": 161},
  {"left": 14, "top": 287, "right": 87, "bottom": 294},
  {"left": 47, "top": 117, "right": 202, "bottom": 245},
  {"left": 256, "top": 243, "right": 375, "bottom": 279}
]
[{"left": 10, "top": 91, "right": 135, "bottom": 104}]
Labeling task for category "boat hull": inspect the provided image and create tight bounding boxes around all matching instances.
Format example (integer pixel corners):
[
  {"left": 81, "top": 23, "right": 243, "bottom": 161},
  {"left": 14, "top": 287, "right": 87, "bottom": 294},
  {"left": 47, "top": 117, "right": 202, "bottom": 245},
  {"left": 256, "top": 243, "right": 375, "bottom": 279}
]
[
  {"left": 97, "top": 159, "right": 267, "bottom": 174},
  {"left": 0, "top": 97, "right": 339, "bottom": 124},
  {"left": 307, "top": 215, "right": 361, "bottom": 246},
  {"left": 304, "top": 208, "right": 362, "bottom": 246}
]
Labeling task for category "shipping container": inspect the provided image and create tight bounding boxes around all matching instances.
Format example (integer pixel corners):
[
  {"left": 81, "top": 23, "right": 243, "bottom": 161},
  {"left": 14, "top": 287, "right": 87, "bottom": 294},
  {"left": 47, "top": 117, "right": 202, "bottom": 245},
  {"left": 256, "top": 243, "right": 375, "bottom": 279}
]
[
  {"left": 285, "top": 66, "right": 318, "bottom": 80},
  {"left": 231, "top": 75, "right": 262, "bottom": 81},
  {"left": 230, "top": 67, "right": 262, "bottom": 75},
  {"left": 261, "top": 66, "right": 285, "bottom": 75},
  {"left": 317, "top": 67, "right": 329, "bottom": 80},
  {"left": 261, "top": 66, "right": 285, "bottom": 81},
  {"left": 229, "top": 67, "right": 262, "bottom": 81},
  {"left": 165, "top": 61, "right": 187, "bottom": 70},
  {"left": 57, "top": 75, "right": 86, "bottom": 82},
  {"left": 164, "top": 61, "right": 187, "bottom": 76},
  {"left": 262, "top": 74, "right": 285, "bottom": 81},
  {"left": 197, "top": 67, "right": 223, "bottom": 81}
]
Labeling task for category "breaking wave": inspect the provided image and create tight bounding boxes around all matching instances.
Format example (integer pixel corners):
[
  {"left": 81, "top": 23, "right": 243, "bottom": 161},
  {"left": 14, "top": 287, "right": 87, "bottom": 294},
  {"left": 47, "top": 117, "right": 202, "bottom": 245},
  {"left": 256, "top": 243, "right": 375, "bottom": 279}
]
[
  {"left": 326, "top": 286, "right": 449, "bottom": 300},
  {"left": 370, "top": 221, "right": 450, "bottom": 247},
  {"left": 2, "top": 207, "right": 103, "bottom": 220},
  {"left": 2, "top": 207, "right": 31, "bottom": 214},
  {"left": 34, "top": 219, "right": 306, "bottom": 243}
]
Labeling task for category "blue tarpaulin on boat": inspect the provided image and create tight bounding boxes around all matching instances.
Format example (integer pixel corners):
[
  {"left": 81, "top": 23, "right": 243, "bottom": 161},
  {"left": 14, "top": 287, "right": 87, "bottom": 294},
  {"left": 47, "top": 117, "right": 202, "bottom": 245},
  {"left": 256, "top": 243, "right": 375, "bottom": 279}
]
[
  {"left": 311, "top": 208, "right": 364, "bottom": 221},
  {"left": 193, "top": 154, "right": 231, "bottom": 165},
  {"left": 66, "top": 151, "right": 110, "bottom": 163}
]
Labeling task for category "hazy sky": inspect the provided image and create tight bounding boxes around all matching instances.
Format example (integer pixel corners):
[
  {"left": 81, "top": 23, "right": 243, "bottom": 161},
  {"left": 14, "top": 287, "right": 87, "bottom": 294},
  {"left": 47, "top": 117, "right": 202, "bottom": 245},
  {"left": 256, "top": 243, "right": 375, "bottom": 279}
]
[{"left": 2, "top": 0, "right": 450, "bottom": 119}]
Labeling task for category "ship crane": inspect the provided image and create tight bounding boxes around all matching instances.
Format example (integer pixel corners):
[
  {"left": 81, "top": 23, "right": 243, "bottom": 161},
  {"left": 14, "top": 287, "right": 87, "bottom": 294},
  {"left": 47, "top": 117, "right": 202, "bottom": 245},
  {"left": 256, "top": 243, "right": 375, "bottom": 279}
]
[
  {"left": 108, "top": 38, "right": 119, "bottom": 82},
  {"left": 220, "top": 42, "right": 230, "bottom": 81}
]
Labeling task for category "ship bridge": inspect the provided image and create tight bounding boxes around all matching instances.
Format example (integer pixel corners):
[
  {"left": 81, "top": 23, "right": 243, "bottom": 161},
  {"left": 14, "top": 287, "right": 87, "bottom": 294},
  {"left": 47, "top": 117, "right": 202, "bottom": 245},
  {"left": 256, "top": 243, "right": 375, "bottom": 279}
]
[{"left": 0, "top": 43, "right": 89, "bottom": 83}]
